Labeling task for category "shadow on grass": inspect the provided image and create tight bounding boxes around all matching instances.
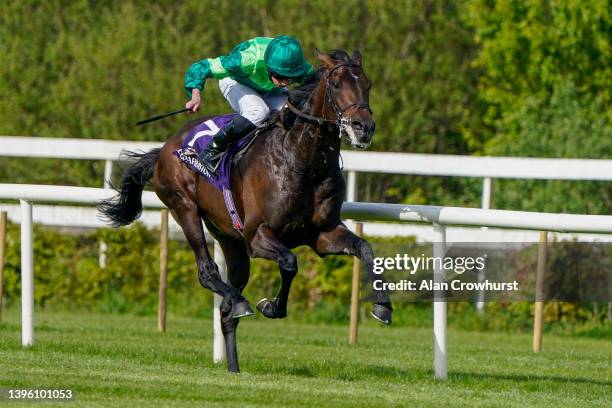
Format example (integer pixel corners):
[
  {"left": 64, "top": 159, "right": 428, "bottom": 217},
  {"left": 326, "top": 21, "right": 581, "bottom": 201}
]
[
  {"left": 261, "top": 361, "right": 612, "bottom": 386},
  {"left": 452, "top": 371, "right": 612, "bottom": 386},
  {"left": 251, "top": 361, "right": 431, "bottom": 382}
]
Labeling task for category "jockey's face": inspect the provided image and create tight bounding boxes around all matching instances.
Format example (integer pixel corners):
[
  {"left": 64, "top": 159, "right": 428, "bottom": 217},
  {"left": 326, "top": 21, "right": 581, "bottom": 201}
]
[{"left": 270, "top": 73, "right": 293, "bottom": 87}]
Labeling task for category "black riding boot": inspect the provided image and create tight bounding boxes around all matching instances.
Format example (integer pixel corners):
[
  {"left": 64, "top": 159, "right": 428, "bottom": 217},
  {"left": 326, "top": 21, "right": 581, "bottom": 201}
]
[{"left": 196, "top": 115, "right": 256, "bottom": 173}]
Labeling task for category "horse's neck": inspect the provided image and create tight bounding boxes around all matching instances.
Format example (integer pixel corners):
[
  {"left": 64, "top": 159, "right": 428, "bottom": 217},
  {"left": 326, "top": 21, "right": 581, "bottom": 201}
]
[{"left": 282, "top": 84, "right": 341, "bottom": 175}]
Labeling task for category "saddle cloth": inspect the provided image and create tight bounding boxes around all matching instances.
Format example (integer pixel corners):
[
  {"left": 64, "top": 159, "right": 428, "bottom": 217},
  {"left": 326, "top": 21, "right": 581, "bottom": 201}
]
[{"left": 173, "top": 113, "right": 257, "bottom": 233}]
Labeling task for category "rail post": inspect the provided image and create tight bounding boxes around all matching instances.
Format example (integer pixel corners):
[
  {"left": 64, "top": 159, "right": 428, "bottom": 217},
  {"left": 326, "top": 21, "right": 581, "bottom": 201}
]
[
  {"left": 533, "top": 231, "right": 547, "bottom": 352},
  {"left": 349, "top": 222, "right": 363, "bottom": 344},
  {"left": 347, "top": 171, "right": 357, "bottom": 203},
  {"left": 213, "top": 241, "right": 227, "bottom": 363},
  {"left": 99, "top": 160, "right": 114, "bottom": 268},
  {"left": 0, "top": 211, "right": 6, "bottom": 323},
  {"left": 345, "top": 171, "right": 358, "bottom": 232},
  {"left": 158, "top": 209, "right": 169, "bottom": 332},
  {"left": 476, "top": 177, "right": 493, "bottom": 314},
  {"left": 20, "top": 200, "right": 34, "bottom": 346},
  {"left": 433, "top": 223, "right": 447, "bottom": 379}
]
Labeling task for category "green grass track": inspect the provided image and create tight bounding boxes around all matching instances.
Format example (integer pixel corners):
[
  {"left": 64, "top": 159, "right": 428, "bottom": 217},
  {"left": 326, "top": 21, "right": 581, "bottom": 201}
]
[{"left": 0, "top": 309, "right": 610, "bottom": 407}]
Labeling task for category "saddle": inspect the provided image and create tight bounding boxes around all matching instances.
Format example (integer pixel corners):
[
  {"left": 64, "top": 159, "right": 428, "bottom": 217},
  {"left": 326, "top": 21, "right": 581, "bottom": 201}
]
[{"left": 173, "top": 114, "right": 272, "bottom": 233}]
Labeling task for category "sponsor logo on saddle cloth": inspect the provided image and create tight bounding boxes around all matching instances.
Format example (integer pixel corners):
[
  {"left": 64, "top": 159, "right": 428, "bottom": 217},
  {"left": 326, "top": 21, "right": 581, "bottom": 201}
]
[
  {"left": 173, "top": 113, "right": 251, "bottom": 233},
  {"left": 176, "top": 149, "right": 214, "bottom": 178}
]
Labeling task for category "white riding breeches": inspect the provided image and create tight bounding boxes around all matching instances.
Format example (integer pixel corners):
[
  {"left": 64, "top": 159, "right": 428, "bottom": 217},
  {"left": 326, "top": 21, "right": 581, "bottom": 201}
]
[{"left": 218, "top": 77, "right": 287, "bottom": 126}]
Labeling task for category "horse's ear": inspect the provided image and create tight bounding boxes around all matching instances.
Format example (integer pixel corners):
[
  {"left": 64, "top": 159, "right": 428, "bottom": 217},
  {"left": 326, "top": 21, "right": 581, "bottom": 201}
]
[
  {"left": 316, "top": 50, "right": 335, "bottom": 68},
  {"left": 351, "top": 50, "right": 362, "bottom": 66}
]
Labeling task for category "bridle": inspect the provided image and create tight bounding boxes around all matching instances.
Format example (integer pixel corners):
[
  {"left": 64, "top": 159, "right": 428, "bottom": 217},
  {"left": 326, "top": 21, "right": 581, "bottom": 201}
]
[
  {"left": 283, "top": 62, "right": 372, "bottom": 176},
  {"left": 286, "top": 63, "right": 373, "bottom": 132}
]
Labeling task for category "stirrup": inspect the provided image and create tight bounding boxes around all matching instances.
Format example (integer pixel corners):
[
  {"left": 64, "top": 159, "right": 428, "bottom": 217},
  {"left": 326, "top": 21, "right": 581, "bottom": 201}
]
[
  {"left": 195, "top": 144, "right": 223, "bottom": 171},
  {"left": 205, "top": 158, "right": 221, "bottom": 174},
  {"left": 198, "top": 153, "right": 223, "bottom": 174}
]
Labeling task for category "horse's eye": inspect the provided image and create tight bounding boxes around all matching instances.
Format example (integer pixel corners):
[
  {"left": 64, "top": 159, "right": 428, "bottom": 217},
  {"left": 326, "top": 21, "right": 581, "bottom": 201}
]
[{"left": 332, "top": 81, "right": 339, "bottom": 88}]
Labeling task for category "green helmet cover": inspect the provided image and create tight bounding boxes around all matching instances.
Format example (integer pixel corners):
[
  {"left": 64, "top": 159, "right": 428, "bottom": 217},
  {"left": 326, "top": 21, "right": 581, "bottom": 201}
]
[{"left": 264, "top": 35, "right": 309, "bottom": 78}]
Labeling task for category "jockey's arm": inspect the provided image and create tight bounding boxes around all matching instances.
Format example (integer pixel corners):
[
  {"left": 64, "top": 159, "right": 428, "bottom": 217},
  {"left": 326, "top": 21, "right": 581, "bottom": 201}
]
[
  {"left": 185, "top": 88, "right": 201, "bottom": 112},
  {"left": 184, "top": 41, "right": 253, "bottom": 98}
]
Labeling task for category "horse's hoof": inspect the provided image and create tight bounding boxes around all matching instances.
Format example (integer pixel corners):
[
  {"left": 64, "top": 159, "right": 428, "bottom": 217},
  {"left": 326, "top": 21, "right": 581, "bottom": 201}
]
[
  {"left": 371, "top": 303, "right": 392, "bottom": 325},
  {"left": 256, "top": 298, "right": 287, "bottom": 319},
  {"left": 226, "top": 365, "right": 240, "bottom": 373},
  {"left": 232, "top": 300, "right": 255, "bottom": 319}
]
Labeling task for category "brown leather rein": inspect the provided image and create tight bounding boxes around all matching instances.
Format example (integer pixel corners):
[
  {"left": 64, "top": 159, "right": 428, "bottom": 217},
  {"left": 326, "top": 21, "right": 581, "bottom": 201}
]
[{"left": 285, "top": 63, "right": 373, "bottom": 127}]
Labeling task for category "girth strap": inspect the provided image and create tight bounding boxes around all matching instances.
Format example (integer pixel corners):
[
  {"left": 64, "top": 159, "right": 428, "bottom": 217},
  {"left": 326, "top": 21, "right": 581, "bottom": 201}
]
[{"left": 222, "top": 188, "right": 244, "bottom": 234}]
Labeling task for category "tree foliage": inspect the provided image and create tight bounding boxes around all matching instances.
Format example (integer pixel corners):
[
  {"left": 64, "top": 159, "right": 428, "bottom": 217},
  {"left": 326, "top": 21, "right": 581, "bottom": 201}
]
[
  {"left": 0, "top": 0, "right": 609, "bottom": 213},
  {"left": 465, "top": 0, "right": 611, "bottom": 212}
]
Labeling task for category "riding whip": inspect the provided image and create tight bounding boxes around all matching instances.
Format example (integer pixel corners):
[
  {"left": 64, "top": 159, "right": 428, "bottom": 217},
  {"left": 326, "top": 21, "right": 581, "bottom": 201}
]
[{"left": 136, "top": 108, "right": 190, "bottom": 126}]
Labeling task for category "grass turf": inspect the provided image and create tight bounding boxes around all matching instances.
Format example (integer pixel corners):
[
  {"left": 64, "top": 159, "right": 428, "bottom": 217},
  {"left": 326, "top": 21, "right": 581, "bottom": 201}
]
[{"left": 0, "top": 309, "right": 610, "bottom": 407}]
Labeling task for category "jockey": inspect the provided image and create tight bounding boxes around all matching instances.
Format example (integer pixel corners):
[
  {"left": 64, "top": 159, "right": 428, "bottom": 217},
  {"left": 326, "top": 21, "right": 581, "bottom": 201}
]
[{"left": 184, "top": 35, "right": 314, "bottom": 172}]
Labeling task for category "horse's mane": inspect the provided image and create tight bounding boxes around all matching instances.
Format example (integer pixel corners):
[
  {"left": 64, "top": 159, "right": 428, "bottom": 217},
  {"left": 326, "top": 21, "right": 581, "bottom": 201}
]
[{"left": 286, "top": 68, "right": 324, "bottom": 109}]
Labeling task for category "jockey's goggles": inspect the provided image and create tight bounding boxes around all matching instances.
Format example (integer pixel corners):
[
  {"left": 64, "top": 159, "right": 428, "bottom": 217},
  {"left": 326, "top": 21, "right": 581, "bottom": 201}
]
[{"left": 268, "top": 70, "right": 295, "bottom": 84}]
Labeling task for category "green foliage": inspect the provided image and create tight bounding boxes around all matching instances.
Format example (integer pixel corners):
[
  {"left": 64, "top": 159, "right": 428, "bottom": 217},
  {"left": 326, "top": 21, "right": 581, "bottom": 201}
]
[
  {"left": 1, "top": 221, "right": 606, "bottom": 332},
  {"left": 465, "top": 0, "right": 611, "bottom": 213},
  {"left": 0, "top": 220, "right": 357, "bottom": 320},
  {"left": 467, "top": 0, "right": 610, "bottom": 123},
  {"left": 0, "top": 1, "right": 485, "bottom": 199},
  {"left": 0, "top": 1, "right": 609, "bottom": 333},
  {"left": 482, "top": 80, "right": 611, "bottom": 213},
  {"left": 1, "top": 0, "right": 609, "bottom": 212},
  {"left": 2, "top": 221, "right": 211, "bottom": 314}
]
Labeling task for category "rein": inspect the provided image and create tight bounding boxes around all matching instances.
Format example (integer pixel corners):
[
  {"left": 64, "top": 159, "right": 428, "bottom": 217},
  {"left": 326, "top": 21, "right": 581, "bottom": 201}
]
[
  {"left": 283, "top": 62, "right": 370, "bottom": 177},
  {"left": 286, "top": 63, "right": 372, "bottom": 127}
]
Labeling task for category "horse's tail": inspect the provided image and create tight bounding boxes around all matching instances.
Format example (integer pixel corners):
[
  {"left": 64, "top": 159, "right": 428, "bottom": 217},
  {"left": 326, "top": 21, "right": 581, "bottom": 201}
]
[{"left": 98, "top": 148, "right": 162, "bottom": 227}]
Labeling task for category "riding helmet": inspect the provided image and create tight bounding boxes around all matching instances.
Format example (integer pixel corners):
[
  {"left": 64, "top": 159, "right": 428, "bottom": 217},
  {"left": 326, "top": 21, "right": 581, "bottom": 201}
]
[{"left": 264, "top": 35, "right": 309, "bottom": 78}]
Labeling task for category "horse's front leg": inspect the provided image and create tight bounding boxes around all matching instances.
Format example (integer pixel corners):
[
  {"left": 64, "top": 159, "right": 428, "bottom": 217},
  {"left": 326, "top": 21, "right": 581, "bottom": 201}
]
[
  {"left": 313, "top": 223, "right": 393, "bottom": 324},
  {"left": 249, "top": 225, "right": 297, "bottom": 319}
]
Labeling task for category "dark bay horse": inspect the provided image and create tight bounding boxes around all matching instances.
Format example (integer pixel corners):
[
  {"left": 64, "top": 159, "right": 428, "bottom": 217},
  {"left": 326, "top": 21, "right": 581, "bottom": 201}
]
[{"left": 99, "top": 49, "right": 392, "bottom": 372}]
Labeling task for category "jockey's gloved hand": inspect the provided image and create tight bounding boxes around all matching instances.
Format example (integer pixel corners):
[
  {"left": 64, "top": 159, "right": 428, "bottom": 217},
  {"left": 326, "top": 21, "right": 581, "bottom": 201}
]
[{"left": 185, "top": 88, "right": 201, "bottom": 113}]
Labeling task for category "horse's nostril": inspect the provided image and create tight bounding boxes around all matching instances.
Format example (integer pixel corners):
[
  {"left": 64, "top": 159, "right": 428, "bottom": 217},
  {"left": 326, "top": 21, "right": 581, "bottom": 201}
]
[
  {"left": 360, "top": 133, "right": 372, "bottom": 143},
  {"left": 353, "top": 121, "right": 364, "bottom": 130}
]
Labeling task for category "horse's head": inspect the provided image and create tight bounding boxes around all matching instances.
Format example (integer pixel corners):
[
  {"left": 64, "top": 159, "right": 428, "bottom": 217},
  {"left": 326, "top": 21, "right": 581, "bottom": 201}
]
[{"left": 317, "top": 49, "right": 375, "bottom": 149}]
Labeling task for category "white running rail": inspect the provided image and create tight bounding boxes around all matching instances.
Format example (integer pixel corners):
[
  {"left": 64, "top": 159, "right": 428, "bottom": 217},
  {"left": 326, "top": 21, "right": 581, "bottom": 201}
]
[
  {"left": 2, "top": 184, "right": 612, "bottom": 379},
  {"left": 2, "top": 136, "right": 612, "bottom": 209}
]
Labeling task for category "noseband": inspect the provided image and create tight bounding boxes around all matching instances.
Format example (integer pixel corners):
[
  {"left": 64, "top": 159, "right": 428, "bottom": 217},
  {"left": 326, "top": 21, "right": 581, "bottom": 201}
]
[{"left": 286, "top": 63, "right": 373, "bottom": 129}]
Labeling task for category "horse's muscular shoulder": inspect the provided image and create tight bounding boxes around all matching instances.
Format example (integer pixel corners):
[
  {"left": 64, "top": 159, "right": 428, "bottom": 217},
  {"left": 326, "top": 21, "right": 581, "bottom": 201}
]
[{"left": 312, "top": 174, "right": 345, "bottom": 230}]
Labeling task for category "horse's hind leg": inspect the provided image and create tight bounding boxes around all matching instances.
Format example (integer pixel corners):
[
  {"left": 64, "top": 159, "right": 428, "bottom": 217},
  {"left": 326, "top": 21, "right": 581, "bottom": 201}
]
[
  {"left": 313, "top": 223, "right": 393, "bottom": 324},
  {"left": 172, "top": 205, "right": 254, "bottom": 320},
  {"left": 249, "top": 225, "right": 297, "bottom": 319},
  {"left": 213, "top": 232, "right": 251, "bottom": 373}
]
